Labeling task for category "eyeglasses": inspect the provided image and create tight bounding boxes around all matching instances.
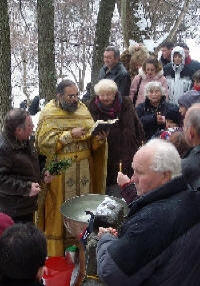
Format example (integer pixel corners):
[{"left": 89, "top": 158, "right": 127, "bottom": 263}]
[{"left": 66, "top": 93, "right": 79, "bottom": 99}]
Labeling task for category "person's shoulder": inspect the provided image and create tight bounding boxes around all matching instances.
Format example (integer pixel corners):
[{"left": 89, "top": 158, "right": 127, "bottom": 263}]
[
  {"left": 122, "top": 96, "right": 132, "bottom": 106},
  {"left": 118, "top": 62, "right": 129, "bottom": 75},
  {"left": 164, "top": 63, "right": 173, "bottom": 74}
]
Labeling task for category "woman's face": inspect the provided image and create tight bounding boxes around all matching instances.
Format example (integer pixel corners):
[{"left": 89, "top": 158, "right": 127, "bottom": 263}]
[
  {"left": 147, "top": 88, "right": 162, "bottom": 106},
  {"left": 98, "top": 90, "right": 116, "bottom": 106},
  {"left": 145, "top": 63, "right": 156, "bottom": 77}
]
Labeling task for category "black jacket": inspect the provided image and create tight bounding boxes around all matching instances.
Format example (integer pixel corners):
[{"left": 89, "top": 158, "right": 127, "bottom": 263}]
[
  {"left": 97, "top": 176, "right": 200, "bottom": 286},
  {"left": 182, "top": 145, "right": 200, "bottom": 189},
  {"left": 136, "top": 97, "right": 177, "bottom": 140},
  {"left": 160, "top": 55, "right": 171, "bottom": 67},
  {"left": 0, "top": 132, "right": 40, "bottom": 218},
  {"left": 99, "top": 62, "right": 131, "bottom": 97}
]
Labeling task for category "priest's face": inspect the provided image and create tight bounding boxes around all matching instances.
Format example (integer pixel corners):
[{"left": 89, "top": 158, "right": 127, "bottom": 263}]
[{"left": 59, "top": 85, "right": 79, "bottom": 112}]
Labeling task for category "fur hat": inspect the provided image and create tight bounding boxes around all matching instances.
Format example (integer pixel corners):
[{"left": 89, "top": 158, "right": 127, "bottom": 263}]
[
  {"left": 165, "top": 105, "right": 181, "bottom": 125},
  {"left": 178, "top": 91, "right": 200, "bottom": 109}
]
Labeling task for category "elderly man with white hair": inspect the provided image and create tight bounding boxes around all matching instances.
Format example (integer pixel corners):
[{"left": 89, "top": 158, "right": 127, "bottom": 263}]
[{"left": 96, "top": 138, "right": 200, "bottom": 286}]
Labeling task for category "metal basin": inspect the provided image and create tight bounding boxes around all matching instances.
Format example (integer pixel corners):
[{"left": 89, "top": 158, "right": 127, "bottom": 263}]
[{"left": 61, "top": 194, "right": 128, "bottom": 238}]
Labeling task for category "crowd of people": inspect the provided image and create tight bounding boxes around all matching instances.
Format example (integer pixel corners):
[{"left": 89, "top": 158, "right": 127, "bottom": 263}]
[{"left": 1, "top": 41, "right": 200, "bottom": 285}]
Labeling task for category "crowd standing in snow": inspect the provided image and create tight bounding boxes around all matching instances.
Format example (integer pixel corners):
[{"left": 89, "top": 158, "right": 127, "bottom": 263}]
[{"left": 1, "top": 41, "right": 200, "bottom": 286}]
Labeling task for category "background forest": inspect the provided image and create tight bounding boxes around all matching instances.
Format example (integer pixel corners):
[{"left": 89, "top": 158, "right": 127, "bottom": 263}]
[{"left": 0, "top": 0, "right": 200, "bottom": 128}]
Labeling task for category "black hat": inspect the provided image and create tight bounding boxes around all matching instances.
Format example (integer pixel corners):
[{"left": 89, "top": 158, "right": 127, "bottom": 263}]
[{"left": 165, "top": 105, "right": 181, "bottom": 125}]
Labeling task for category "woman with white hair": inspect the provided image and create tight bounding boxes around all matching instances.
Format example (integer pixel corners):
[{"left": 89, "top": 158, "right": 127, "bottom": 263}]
[
  {"left": 136, "top": 81, "right": 179, "bottom": 140},
  {"left": 89, "top": 79, "right": 144, "bottom": 187}
]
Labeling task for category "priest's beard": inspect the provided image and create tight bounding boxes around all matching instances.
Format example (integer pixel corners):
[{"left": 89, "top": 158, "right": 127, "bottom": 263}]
[{"left": 60, "top": 101, "right": 78, "bottom": 112}]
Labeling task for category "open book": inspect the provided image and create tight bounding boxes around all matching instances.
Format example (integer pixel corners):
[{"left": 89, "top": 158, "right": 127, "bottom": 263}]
[{"left": 90, "top": 118, "right": 119, "bottom": 135}]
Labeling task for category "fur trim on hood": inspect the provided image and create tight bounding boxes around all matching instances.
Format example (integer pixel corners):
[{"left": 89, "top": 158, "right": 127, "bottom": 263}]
[{"left": 171, "top": 46, "right": 185, "bottom": 72}]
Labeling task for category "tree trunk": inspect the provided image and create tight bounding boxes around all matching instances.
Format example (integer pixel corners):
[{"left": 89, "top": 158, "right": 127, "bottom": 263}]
[
  {"left": 91, "top": 0, "right": 116, "bottom": 94},
  {"left": 37, "top": 0, "right": 56, "bottom": 102},
  {"left": 155, "top": 0, "right": 191, "bottom": 52},
  {"left": 0, "top": 0, "right": 12, "bottom": 130},
  {"left": 120, "top": 0, "right": 143, "bottom": 48}
]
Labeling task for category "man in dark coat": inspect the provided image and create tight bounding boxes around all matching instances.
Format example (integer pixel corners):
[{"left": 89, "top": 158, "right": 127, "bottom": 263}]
[
  {"left": 97, "top": 139, "right": 200, "bottom": 286},
  {"left": 182, "top": 103, "right": 200, "bottom": 189},
  {"left": 99, "top": 46, "right": 131, "bottom": 97},
  {"left": 0, "top": 109, "right": 41, "bottom": 223}
]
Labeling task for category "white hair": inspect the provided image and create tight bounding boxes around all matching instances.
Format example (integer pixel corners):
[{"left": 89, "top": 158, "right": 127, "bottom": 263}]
[
  {"left": 144, "top": 138, "right": 181, "bottom": 178},
  {"left": 94, "top": 79, "right": 118, "bottom": 95},
  {"left": 144, "top": 81, "right": 165, "bottom": 98}
]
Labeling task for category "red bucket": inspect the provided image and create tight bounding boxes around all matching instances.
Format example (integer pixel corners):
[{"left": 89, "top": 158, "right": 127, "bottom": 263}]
[{"left": 43, "top": 256, "right": 74, "bottom": 286}]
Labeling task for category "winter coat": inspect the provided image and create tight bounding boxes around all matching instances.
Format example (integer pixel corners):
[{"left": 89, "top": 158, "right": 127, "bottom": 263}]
[
  {"left": 136, "top": 96, "right": 177, "bottom": 140},
  {"left": 97, "top": 176, "right": 200, "bottom": 286},
  {"left": 164, "top": 46, "right": 193, "bottom": 104},
  {"left": 160, "top": 55, "right": 171, "bottom": 67},
  {"left": 182, "top": 145, "right": 200, "bottom": 189},
  {"left": 89, "top": 96, "right": 144, "bottom": 186},
  {"left": 129, "top": 69, "right": 168, "bottom": 107},
  {"left": 99, "top": 62, "right": 131, "bottom": 97},
  {"left": 0, "top": 132, "right": 40, "bottom": 218}
]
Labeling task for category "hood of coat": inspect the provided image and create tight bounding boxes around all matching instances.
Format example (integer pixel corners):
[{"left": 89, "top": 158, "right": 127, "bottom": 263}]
[
  {"left": 171, "top": 46, "right": 185, "bottom": 72},
  {"left": 139, "top": 67, "right": 164, "bottom": 80}
]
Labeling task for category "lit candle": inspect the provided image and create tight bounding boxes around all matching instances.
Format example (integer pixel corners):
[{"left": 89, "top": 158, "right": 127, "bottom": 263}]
[{"left": 119, "top": 161, "right": 122, "bottom": 172}]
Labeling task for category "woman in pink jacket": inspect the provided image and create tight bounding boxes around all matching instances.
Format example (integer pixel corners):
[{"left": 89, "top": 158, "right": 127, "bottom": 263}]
[{"left": 129, "top": 57, "right": 168, "bottom": 106}]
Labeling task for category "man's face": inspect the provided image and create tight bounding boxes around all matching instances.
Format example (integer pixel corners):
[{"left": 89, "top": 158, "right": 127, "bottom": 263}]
[
  {"left": 132, "top": 149, "right": 168, "bottom": 196},
  {"left": 173, "top": 53, "right": 182, "bottom": 65},
  {"left": 103, "top": 51, "right": 119, "bottom": 69},
  {"left": 59, "top": 85, "right": 79, "bottom": 112},
  {"left": 161, "top": 47, "right": 172, "bottom": 60},
  {"left": 15, "top": 115, "right": 34, "bottom": 141}
]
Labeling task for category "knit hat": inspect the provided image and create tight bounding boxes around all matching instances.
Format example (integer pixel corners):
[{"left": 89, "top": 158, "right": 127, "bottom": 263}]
[
  {"left": 165, "top": 105, "right": 181, "bottom": 125},
  {"left": 0, "top": 212, "right": 14, "bottom": 236},
  {"left": 178, "top": 90, "right": 200, "bottom": 109}
]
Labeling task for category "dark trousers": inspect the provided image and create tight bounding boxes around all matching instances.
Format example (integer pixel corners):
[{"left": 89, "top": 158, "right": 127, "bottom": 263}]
[{"left": 12, "top": 213, "right": 33, "bottom": 224}]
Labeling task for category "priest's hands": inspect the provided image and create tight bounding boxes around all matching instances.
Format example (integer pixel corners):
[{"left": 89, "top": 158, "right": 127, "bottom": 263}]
[{"left": 71, "top": 127, "right": 86, "bottom": 138}]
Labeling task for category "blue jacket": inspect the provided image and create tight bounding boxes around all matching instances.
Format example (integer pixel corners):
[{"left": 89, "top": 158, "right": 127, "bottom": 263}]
[{"left": 97, "top": 176, "right": 200, "bottom": 286}]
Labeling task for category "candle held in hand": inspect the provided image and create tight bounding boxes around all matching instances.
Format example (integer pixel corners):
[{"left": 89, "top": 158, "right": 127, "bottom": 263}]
[{"left": 119, "top": 161, "right": 122, "bottom": 172}]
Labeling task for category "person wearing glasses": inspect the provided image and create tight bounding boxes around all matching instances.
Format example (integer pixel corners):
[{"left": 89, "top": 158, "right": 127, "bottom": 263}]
[{"left": 35, "top": 79, "right": 107, "bottom": 257}]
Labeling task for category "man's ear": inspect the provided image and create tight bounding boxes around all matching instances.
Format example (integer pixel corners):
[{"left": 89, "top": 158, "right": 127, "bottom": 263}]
[
  {"left": 163, "top": 171, "right": 172, "bottom": 184},
  {"left": 15, "top": 127, "right": 22, "bottom": 139}
]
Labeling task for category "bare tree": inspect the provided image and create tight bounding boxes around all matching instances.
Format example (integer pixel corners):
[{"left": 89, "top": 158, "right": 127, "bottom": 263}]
[
  {"left": 37, "top": 0, "right": 56, "bottom": 102},
  {"left": 0, "top": 0, "right": 12, "bottom": 128},
  {"left": 91, "top": 0, "right": 116, "bottom": 91}
]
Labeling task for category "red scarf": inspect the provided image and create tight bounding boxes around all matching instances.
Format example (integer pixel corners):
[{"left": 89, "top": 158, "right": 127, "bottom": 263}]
[
  {"left": 194, "top": 84, "right": 200, "bottom": 91},
  {"left": 185, "top": 55, "right": 192, "bottom": 65}
]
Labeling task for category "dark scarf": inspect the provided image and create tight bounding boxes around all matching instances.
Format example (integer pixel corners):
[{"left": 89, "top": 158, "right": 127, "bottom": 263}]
[{"left": 95, "top": 92, "right": 122, "bottom": 119}]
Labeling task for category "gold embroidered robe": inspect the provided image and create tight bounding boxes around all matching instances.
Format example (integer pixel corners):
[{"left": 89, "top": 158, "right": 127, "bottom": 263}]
[{"left": 35, "top": 100, "right": 107, "bottom": 256}]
